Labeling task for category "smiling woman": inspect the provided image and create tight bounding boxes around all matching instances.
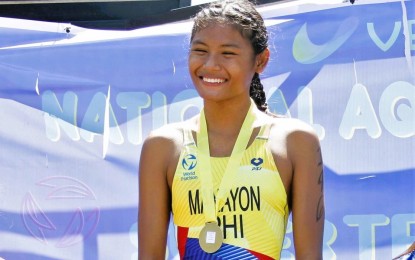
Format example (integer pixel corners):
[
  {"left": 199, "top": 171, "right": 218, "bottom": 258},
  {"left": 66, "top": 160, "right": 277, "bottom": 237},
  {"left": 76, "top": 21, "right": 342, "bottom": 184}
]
[
  {"left": 188, "top": 23, "right": 264, "bottom": 108},
  {"left": 138, "top": 0, "right": 325, "bottom": 259}
]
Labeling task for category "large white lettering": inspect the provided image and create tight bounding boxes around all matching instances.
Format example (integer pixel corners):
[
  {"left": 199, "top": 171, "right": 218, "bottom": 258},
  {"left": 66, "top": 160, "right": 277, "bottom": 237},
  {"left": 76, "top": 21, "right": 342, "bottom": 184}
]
[
  {"left": 339, "top": 83, "right": 382, "bottom": 139},
  {"left": 116, "top": 92, "right": 150, "bottom": 145},
  {"left": 297, "top": 86, "right": 325, "bottom": 140},
  {"left": 379, "top": 81, "right": 415, "bottom": 138},
  {"left": 42, "top": 90, "right": 80, "bottom": 141},
  {"left": 344, "top": 214, "right": 390, "bottom": 260},
  {"left": 42, "top": 80, "right": 414, "bottom": 144},
  {"left": 368, "top": 19, "right": 415, "bottom": 51}
]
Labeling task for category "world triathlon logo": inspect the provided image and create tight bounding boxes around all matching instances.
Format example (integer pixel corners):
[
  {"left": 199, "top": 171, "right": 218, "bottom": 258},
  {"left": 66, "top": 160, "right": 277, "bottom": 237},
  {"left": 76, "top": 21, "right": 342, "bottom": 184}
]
[{"left": 182, "top": 154, "right": 197, "bottom": 171}]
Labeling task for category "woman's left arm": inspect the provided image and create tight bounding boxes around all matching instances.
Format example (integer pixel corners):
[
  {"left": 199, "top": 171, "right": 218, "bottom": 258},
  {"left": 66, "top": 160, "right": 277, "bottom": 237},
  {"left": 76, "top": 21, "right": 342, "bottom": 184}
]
[{"left": 288, "top": 122, "right": 325, "bottom": 260}]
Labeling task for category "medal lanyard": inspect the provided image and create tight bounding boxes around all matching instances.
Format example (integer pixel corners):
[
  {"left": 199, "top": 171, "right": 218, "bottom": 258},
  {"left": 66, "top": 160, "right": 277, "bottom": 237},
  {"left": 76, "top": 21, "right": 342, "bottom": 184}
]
[{"left": 197, "top": 100, "right": 256, "bottom": 223}]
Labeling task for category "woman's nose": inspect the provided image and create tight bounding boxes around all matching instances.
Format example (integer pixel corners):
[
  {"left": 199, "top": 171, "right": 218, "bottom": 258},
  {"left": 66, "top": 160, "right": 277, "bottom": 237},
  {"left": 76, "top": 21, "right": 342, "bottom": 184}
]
[{"left": 204, "top": 54, "right": 221, "bottom": 70}]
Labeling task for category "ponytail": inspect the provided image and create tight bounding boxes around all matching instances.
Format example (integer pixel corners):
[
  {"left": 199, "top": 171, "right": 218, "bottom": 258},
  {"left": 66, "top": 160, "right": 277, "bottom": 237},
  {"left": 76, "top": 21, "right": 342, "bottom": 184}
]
[{"left": 250, "top": 73, "right": 267, "bottom": 112}]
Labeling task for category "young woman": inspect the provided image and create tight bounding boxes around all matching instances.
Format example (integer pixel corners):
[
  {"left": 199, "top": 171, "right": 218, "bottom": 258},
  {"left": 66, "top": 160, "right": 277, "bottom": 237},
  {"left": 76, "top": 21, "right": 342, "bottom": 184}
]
[{"left": 139, "top": 0, "right": 324, "bottom": 259}]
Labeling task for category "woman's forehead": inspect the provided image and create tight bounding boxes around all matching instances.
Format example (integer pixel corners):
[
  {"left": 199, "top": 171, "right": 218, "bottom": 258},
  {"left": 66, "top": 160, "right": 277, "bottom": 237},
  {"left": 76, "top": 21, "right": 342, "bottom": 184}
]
[{"left": 192, "top": 22, "right": 251, "bottom": 43}]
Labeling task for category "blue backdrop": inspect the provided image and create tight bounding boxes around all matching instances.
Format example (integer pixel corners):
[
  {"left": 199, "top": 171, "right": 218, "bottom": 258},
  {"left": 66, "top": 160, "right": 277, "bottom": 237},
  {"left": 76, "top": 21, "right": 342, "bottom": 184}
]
[{"left": 0, "top": 0, "right": 414, "bottom": 259}]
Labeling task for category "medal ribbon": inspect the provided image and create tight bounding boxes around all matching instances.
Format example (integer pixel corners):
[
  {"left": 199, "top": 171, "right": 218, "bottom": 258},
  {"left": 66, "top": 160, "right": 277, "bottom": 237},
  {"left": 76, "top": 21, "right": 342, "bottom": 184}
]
[{"left": 197, "top": 99, "right": 256, "bottom": 223}]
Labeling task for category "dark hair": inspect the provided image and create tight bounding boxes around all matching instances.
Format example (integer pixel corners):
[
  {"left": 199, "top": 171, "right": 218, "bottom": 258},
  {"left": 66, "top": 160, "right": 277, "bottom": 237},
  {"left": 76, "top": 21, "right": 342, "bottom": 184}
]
[{"left": 191, "top": 0, "right": 269, "bottom": 112}]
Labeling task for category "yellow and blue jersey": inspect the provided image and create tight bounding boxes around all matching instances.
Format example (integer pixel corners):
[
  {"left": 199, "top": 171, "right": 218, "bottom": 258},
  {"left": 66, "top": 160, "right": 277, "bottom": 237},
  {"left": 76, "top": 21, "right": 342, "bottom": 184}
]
[{"left": 172, "top": 124, "right": 289, "bottom": 259}]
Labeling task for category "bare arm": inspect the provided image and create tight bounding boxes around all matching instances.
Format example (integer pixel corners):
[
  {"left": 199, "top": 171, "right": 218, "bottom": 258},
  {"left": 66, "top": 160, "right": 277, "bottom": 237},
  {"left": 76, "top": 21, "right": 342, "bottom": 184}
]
[
  {"left": 288, "top": 123, "right": 325, "bottom": 260},
  {"left": 138, "top": 131, "right": 176, "bottom": 259}
]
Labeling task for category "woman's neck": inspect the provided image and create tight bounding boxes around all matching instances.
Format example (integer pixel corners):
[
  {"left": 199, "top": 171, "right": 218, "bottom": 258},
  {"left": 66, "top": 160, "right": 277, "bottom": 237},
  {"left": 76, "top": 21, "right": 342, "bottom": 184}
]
[{"left": 202, "top": 97, "right": 252, "bottom": 136}]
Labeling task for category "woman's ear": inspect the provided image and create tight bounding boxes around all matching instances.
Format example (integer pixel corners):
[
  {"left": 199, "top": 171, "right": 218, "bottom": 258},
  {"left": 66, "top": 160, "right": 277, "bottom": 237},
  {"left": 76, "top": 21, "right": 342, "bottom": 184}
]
[{"left": 255, "top": 48, "right": 270, "bottom": 74}]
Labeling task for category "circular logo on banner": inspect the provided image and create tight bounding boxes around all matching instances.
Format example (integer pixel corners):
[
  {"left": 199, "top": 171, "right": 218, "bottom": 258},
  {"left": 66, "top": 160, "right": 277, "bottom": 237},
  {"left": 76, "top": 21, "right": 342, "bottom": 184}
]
[{"left": 21, "top": 176, "right": 100, "bottom": 248}]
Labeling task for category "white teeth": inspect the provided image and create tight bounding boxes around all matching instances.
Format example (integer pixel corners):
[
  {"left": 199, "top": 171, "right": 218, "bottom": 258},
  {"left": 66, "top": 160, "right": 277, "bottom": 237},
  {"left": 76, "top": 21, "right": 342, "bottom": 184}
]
[{"left": 203, "top": 77, "right": 225, "bottom": 83}]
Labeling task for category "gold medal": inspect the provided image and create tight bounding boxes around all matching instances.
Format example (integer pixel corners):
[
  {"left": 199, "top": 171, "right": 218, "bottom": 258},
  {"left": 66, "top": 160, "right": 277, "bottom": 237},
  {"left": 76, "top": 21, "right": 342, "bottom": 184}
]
[
  {"left": 197, "top": 100, "right": 256, "bottom": 254},
  {"left": 199, "top": 222, "right": 223, "bottom": 253}
]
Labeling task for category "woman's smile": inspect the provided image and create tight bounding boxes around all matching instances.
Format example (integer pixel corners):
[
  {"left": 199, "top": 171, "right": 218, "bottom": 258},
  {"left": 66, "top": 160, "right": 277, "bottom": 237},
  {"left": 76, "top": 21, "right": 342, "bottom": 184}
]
[{"left": 201, "top": 77, "right": 227, "bottom": 84}]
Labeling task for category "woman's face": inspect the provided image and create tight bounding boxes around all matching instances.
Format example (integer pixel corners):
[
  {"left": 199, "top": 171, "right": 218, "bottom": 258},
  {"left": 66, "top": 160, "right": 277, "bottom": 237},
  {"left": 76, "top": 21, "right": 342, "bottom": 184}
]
[{"left": 188, "top": 23, "right": 261, "bottom": 103}]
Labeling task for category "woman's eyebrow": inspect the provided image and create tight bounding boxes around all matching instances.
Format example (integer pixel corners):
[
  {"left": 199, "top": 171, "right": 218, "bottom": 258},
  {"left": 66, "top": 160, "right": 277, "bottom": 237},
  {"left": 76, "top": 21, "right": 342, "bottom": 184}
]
[
  {"left": 221, "top": 43, "right": 241, "bottom": 49},
  {"left": 191, "top": 39, "right": 241, "bottom": 49},
  {"left": 191, "top": 39, "right": 207, "bottom": 46}
]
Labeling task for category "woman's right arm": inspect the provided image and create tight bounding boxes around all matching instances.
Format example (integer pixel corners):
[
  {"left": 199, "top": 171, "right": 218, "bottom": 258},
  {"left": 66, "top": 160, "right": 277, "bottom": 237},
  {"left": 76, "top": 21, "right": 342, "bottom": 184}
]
[{"left": 138, "top": 130, "right": 176, "bottom": 259}]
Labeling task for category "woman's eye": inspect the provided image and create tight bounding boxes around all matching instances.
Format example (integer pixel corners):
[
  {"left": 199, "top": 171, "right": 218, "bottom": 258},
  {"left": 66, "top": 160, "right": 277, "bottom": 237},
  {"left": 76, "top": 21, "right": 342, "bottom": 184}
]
[
  {"left": 223, "top": 52, "right": 236, "bottom": 56},
  {"left": 192, "top": 49, "right": 207, "bottom": 54}
]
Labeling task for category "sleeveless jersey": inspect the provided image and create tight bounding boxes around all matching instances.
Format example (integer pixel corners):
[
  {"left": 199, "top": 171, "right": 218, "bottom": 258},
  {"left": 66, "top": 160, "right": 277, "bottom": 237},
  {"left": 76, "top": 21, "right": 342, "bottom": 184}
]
[{"left": 172, "top": 124, "right": 289, "bottom": 259}]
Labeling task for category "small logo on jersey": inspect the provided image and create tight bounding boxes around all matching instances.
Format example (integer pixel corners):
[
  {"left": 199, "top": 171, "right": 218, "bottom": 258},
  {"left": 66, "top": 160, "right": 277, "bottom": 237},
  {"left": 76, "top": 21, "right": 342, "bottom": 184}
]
[
  {"left": 182, "top": 154, "right": 197, "bottom": 171},
  {"left": 181, "top": 154, "right": 198, "bottom": 181},
  {"left": 251, "top": 157, "right": 263, "bottom": 171}
]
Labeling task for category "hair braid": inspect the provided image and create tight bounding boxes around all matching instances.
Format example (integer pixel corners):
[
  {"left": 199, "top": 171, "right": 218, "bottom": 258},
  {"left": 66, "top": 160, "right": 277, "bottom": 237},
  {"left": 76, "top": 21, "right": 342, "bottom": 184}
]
[{"left": 250, "top": 73, "right": 267, "bottom": 112}]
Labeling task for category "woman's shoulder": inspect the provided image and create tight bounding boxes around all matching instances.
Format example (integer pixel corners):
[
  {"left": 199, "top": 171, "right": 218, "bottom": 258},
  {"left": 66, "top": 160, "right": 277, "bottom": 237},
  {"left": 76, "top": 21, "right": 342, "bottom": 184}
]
[
  {"left": 143, "top": 118, "right": 197, "bottom": 148},
  {"left": 262, "top": 113, "right": 319, "bottom": 144},
  {"left": 263, "top": 114, "right": 321, "bottom": 169},
  {"left": 146, "top": 122, "right": 183, "bottom": 140}
]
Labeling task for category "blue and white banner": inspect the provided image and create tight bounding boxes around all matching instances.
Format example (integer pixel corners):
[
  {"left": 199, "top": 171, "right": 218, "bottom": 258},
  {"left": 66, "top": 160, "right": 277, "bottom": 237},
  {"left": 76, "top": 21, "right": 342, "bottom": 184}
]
[{"left": 0, "top": 0, "right": 414, "bottom": 259}]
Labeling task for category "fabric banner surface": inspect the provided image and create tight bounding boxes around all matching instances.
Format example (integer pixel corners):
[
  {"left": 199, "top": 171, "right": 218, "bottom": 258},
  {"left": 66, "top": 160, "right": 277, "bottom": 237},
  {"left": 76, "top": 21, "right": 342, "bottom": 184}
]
[{"left": 0, "top": 0, "right": 414, "bottom": 259}]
